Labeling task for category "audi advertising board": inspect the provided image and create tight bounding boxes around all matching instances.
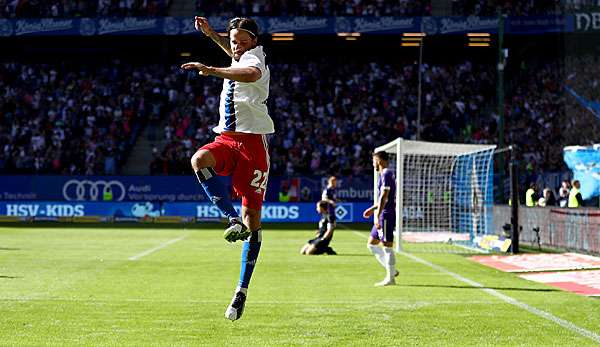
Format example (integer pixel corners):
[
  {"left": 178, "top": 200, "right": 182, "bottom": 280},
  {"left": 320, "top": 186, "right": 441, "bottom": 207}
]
[
  {"left": 0, "top": 176, "right": 374, "bottom": 202},
  {"left": 0, "top": 176, "right": 211, "bottom": 202}
]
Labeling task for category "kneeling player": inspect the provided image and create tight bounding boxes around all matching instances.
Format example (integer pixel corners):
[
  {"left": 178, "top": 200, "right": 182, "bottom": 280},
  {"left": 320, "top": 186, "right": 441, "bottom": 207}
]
[{"left": 301, "top": 200, "right": 337, "bottom": 255}]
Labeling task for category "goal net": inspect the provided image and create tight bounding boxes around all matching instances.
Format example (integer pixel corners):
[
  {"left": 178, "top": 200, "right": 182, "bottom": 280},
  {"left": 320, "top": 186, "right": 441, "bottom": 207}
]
[{"left": 374, "top": 138, "right": 496, "bottom": 252}]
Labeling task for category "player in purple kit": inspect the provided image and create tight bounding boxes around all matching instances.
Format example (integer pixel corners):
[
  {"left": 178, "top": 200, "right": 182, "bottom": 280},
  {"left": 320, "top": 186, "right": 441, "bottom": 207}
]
[
  {"left": 363, "top": 151, "right": 398, "bottom": 286},
  {"left": 321, "top": 175, "right": 337, "bottom": 206}
]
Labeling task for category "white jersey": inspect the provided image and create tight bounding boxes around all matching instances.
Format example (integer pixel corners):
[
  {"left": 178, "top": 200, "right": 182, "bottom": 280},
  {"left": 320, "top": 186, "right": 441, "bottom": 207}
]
[{"left": 214, "top": 45, "right": 274, "bottom": 134}]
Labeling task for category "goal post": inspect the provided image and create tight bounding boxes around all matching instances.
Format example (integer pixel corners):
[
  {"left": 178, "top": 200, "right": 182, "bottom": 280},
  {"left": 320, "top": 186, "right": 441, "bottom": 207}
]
[{"left": 374, "top": 138, "right": 496, "bottom": 252}]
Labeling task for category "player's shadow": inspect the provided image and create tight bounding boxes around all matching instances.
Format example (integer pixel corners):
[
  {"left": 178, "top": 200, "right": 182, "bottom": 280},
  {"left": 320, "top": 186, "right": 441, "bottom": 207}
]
[
  {"left": 0, "top": 248, "right": 20, "bottom": 251},
  {"left": 0, "top": 275, "right": 21, "bottom": 279},
  {"left": 402, "top": 284, "right": 559, "bottom": 292}
]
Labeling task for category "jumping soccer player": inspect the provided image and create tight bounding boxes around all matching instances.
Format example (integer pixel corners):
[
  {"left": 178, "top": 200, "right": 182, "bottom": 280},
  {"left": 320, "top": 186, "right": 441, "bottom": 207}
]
[
  {"left": 300, "top": 200, "right": 337, "bottom": 255},
  {"left": 363, "top": 151, "right": 398, "bottom": 286},
  {"left": 181, "top": 16, "right": 272, "bottom": 321}
]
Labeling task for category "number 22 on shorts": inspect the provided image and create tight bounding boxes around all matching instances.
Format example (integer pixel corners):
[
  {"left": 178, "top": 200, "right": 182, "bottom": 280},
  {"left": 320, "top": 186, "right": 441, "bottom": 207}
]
[{"left": 250, "top": 170, "right": 268, "bottom": 194}]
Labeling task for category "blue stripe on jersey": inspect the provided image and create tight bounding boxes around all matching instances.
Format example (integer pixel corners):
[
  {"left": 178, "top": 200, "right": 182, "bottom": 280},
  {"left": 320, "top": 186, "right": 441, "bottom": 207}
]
[{"left": 224, "top": 80, "right": 236, "bottom": 131}]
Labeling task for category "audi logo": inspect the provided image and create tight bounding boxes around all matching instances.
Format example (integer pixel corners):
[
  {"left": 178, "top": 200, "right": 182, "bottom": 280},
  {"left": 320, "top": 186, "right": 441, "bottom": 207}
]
[{"left": 62, "top": 180, "right": 126, "bottom": 201}]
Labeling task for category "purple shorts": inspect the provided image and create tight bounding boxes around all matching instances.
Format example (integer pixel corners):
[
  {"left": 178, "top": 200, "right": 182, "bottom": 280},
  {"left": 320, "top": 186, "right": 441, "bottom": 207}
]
[{"left": 370, "top": 213, "right": 396, "bottom": 243}]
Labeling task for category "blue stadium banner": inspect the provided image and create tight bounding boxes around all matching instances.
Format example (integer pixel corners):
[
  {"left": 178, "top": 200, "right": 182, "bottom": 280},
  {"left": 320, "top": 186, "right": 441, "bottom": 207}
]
[
  {"left": 505, "top": 15, "right": 567, "bottom": 34},
  {"left": 337, "top": 16, "right": 419, "bottom": 34},
  {"left": 0, "top": 16, "right": 575, "bottom": 37},
  {"left": 0, "top": 175, "right": 209, "bottom": 202},
  {"left": 163, "top": 202, "right": 371, "bottom": 223},
  {"left": 420, "top": 16, "right": 499, "bottom": 35},
  {"left": 0, "top": 200, "right": 371, "bottom": 222},
  {"left": 563, "top": 145, "right": 600, "bottom": 200},
  {"left": 0, "top": 175, "right": 374, "bottom": 202},
  {"left": 0, "top": 201, "right": 161, "bottom": 218}
]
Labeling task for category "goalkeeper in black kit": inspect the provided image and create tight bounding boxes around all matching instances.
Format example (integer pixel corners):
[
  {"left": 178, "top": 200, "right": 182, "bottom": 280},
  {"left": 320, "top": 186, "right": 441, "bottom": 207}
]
[{"left": 300, "top": 200, "right": 337, "bottom": 255}]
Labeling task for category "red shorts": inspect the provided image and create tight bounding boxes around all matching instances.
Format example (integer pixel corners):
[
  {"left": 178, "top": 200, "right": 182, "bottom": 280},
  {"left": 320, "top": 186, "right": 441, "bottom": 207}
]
[{"left": 200, "top": 133, "right": 270, "bottom": 210}]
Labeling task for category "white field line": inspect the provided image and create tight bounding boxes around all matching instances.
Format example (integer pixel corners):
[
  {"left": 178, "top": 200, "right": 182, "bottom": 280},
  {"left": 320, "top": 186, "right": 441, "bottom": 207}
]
[
  {"left": 351, "top": 230, "right": 600, "bottom": 344},
  {"left": 128, "top": 235, "right": 187, "bottom": 261},
  {"left": 450, "top": 242, "right": 488, "bottom": 253}
]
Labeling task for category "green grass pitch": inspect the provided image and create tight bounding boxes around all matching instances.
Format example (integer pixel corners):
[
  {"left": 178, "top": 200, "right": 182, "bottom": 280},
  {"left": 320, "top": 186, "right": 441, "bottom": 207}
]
[{"left": 1, "top": 225, "right": 599, "bottom": 346}]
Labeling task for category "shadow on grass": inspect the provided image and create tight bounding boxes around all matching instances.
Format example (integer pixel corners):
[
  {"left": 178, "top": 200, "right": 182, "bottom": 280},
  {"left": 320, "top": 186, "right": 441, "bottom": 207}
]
[
  {"left": 401, "top": 284, "right": 559, "bottom": 292},
  {"left": 0, "top": 247, "right": 20, "bottom": 251},
  {"left": 0, "top": 275, "right": 21, "bottom": 279}
]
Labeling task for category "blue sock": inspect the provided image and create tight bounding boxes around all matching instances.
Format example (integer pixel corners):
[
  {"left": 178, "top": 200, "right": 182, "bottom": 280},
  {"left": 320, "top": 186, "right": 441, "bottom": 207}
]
[
  {"left": 238, "top": 229, "right": 262, "bottom": 290},
  {"left": 195, "top": 168, "right": 238, "bottom": 219}
]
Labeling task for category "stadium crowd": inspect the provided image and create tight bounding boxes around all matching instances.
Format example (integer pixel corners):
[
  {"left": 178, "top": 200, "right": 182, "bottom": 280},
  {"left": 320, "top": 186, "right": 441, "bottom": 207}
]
[
  {"left": 144, "top": 55, "right": 600, "bottom": 178},
  {"left": 195, "top": 0, "right": 432, "bottom": 16},
  {"left": 150, "top": 59, "right": 497, "bottom": 176},
  {"left": 1, "top": 55, "right": 597, "bottom": 177},
  {"left": 0, "top": 0, "right": 171, "bottom": 18},
  {"left": 196, "top": 0, "right": 570, "bottom": 16},
  {"left": 0, "top": 61, "right": 171, "bottom": 174},
  {"left": 451, "top": 0, "right": 563, "bottom": 16},
  {"left": 1, "top": 0, "right": 580, "bottom": 18},
  {"left": 508, "top": 56, "right": 600, "bottom": 175}
]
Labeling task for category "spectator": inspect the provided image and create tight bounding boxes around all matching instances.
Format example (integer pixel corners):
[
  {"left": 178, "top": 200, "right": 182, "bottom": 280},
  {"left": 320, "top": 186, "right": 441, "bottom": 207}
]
[
  {"left": 558, "top": 179, "right": 571, "bottom": 207},
  {"left": 525, "top": 183, "right": 538, "bottom": 207},
  {"left": 568, "top": 180, "right": 584, "bottom": 208},
  {"left": 538, "top": 187, "right": 556, "bottom": 207}
]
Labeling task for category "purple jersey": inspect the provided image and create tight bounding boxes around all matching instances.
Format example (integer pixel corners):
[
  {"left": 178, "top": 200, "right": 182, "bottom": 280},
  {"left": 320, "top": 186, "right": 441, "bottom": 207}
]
[
  {"left": 322, "top": 186, "right": 337, "bottom": 215},
  {"left": 378, "top": 168, "right": 396, "bottom": 214},
  {"left": 322, "top": 187, "right": 337, "bottom": 202}
]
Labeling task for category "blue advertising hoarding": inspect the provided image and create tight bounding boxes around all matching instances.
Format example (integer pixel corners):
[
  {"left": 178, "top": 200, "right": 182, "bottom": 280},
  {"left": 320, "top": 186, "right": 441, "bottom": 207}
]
[
  {"left": 0, "top": 201, "right": 162, "bottom": 218},
  {"left": 0, "top": 176, "right": 208, "bottom": 202},
  {"left": 0, "top": 175, "right": 374, "bottom": 202},
  {"left": 0, "top": 200, "right": 371, "bottom": 223},
  {"left": 163, "top": 202, "right": 368, "bottom": 222},
  {"left": 0, "top": 15, "right": 576, "bottom": 37}
]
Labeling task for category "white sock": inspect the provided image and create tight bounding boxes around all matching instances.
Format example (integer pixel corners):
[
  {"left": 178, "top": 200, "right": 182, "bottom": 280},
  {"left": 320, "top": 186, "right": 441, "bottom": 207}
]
[
  {"left": 383, "top": 247, "right": 396, "bottom": 281},
  {"left": 367, "top": 244, "right": 386, "bottom": 269},
  {"left": 236, "top": 286, "right": 247, "bottom": 295}
]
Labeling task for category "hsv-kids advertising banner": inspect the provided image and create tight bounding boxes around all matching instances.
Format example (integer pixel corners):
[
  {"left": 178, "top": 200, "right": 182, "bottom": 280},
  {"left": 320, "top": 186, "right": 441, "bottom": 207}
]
[{"left": 0, "top": 201, "right": 371, "bottom": 223}]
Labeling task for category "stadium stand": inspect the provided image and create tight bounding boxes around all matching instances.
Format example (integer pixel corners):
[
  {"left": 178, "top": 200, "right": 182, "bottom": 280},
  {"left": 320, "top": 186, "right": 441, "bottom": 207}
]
[
  {"left": 0, "top": 0, "right": 582, "bottom": 18},
  {"left": 0, "top": 61, "right": 158, "bottom": 174},
  {"left": 3, "top": 56, "right": 595, "bottom": 176},
  {"left": 194, "top": 0, "right": 432, "bottom": 16},
  {"left": 151, "top": 57, "right": 595, "bottom": 177},
  {"left": 0, "top": 0, "right": 171, "bottom": 18},
  {"left": 451, "top": 0, "right": 563, "bottom": 16}
]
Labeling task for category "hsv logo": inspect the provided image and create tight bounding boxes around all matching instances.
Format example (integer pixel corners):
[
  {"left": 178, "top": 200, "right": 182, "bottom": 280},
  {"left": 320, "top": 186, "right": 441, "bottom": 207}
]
[{"left": 335, "top": 204, "right": 352, "bottom": 222}]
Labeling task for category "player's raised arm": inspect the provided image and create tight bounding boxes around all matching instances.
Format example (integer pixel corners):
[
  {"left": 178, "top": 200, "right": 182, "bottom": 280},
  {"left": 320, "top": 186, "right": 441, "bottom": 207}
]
[
  {"left": 195, "top": 16, "right": 233, "bottom": 58},
  {"left": 180, "top": 62, "right": 261, "bottom": 83}
]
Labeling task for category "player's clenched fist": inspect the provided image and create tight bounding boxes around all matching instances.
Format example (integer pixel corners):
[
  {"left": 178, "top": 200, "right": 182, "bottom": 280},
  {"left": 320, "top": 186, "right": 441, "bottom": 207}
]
[{"left": 194, "top": 16, "right": 213, "bottom": 35}]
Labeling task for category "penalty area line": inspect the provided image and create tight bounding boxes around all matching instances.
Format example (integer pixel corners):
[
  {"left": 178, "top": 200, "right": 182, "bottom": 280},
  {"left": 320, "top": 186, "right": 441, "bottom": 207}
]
[
  {"left": 351, "top": 230, "right": 600, "bottom": 344},
  {"left": 128, "top": 235, "right": 187, "bottom": 261}
]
